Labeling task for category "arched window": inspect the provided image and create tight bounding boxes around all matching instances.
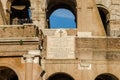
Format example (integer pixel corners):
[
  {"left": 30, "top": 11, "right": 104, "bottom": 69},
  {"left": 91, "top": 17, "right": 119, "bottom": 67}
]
[
  {"left": 49, "top": 8, "right": 76, "bottom": 28},
  {"left": 10, "top": 0, "right": 32, "bottom": 25},
  {"left": 47, "top": 72, "right": 74, "bottom": 80},
  {"left": 46, "top": 0, "right": 77, "bottom": 29},
  {"left": 95, "top": 73, "right": 119, "bottom": 80},
  {"left": 0, "top": 66, "right": 18, "bottom": 80},
  {"left": 97, "top": 5, "right": 110, "bottom": 36}
]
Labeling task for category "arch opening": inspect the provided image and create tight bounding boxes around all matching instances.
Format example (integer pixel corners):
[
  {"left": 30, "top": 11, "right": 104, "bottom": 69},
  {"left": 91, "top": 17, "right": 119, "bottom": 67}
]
[
  {"left": 98, "top": 6, "right": 110, "bottom": 36},
  {"left": 47, "top": 72, "right": 74, "bottom": 80},
  {"left": 49, "top": 8, "right": 76, "bottom": 28},
  {"left": 0, "top": 66, "right": 18, "bottom": 80},
  {"left": 46, "top": 0, "right": 77, "bottom": 28},
  {"left": 10, "top": 0, "right": 32, "bottom": 25},
  {"left": 95, "top": 73, "right": 119, "bottom": 80}
]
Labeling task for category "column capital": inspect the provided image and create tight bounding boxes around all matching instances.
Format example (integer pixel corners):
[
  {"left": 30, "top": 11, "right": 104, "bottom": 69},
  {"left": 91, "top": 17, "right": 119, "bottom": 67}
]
[
  {"left": 23, "top": 55, "right": 35, "bottom": 63},
  {"left": 28, "top": 50, "right": 41, "bottom": 55}
]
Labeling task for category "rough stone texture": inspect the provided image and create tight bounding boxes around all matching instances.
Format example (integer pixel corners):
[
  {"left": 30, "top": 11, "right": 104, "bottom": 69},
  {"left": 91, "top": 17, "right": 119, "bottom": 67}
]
[
  {"left": 43, "top": 29, "right": 77, "bottom": 36},
  {"left": 0, "top": 0, "right": 120, "bottom": 80},
  {"left": 0, "top": 25, "right": 38, "bottom": 37}
]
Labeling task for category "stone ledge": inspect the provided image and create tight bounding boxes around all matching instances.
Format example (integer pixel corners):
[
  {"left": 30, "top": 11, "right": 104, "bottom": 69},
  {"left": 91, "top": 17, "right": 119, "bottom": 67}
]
[
  {"left": 0, "top": 45, "right": 40, "bottom": 57},
  {"left": 0, "top": 25, "right": 38, "bottom": 37},
  {"left": 0, "top": 51, "right": 27, "bottom": 56},
  {"left": 76, "top": 37, "right": 120, "bottom": 49},
  {"left": 0, "top": 51, "right": 40, "bottom": 57},
  {"left": 43, "top": 29, "right": 77, "bottom": 36},
  {"left": 0, "top": 37, "right": 39, "bottom": 45},
  {"left": 0, "top": 37, "right": 39, "bottom": 41}
]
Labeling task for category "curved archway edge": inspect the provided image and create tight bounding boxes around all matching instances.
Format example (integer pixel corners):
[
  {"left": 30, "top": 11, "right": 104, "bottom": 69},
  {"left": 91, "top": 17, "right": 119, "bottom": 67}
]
[
  {"left": 47, "top": 72, "right": 75, "bottom": 80},
  {"left": 95, "top": 73, "right": 119, "bottom": 80},
  {"left": 0, "top": 63, "right": 22, "bottom": 80}
]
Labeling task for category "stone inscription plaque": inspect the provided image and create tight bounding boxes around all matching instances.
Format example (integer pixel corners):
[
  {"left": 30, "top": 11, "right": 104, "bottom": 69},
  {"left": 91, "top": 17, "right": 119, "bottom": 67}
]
[
  {"left": 78, "top": 63, "right": 91, "bottom": 70},
  {"left": 47, "top": 36, "right": 75, "bottom": 59}
]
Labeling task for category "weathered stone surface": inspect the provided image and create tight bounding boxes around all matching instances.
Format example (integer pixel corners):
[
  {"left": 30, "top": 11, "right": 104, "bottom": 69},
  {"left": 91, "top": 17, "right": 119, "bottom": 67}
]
[
  {"left": 93, "top": 38, "right": 107, "bottom": 49},
  {"left": 75, "top": 38, "right": 93, "bottom": 48},
  {"left": 0, "top": 25, "right": 37, "bottom": 37},
  {"left": 43, "top": 29, "right": 77, "bottom": 36},
  {"left": 47, "top": 36, "right": 75, "bottom": 59},
  {"left": 108, "top": 38, "right": 120, "bottom": 49},
  {"left": 106, "top": 51, "right": 120, "bottom": 60},
  {"left": 111, "top": 0, "right": 120, "bottom": 5},
  {"left": 0, "top": 0, "right": 120, "bottom": 80},
  {"left": 0, "top": 43, "right": 39, "bottom": 56},
  {"left": 76, "top": 37, "right": 120, "bottom": 50}
]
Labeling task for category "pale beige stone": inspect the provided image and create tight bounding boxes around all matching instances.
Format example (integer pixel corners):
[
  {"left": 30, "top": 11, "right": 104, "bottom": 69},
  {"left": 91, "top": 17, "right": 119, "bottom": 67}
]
[{"left": 0, "top": 0, "right": 120, "bottom": 80}]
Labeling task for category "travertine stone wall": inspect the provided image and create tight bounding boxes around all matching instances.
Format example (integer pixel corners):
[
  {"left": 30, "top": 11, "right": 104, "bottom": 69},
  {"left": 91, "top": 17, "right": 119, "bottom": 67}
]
[
  {"left": 30, "top": 0, "right": 46, "bottom": 29},
  {"left": 43, "top": 37, "right": 120, "bottom": 80},
  {"left": 0, "top": 0, "right": 120, "bottom": 80},
  {"left": 43, "top": 29, "right": 77, "bottom": 36},
  {"left": 0, "top": 25, "right": 38, "bottom": 37},
  {"left": 0, "top": 0, "right": 46, "bottom": 28},
  {"left": 0, "top": 44, "right": 39, "bottom": 56},
  {"left": 43, "top": 59, "right": 120, "bottom": 80},
  {"left": 76, "top": 0, "right": 106, "bottom": 36},
  {"left": 0, "top": 0, "right": 120, "bottom": 34},
  {"left": 44, "top": 37, "right": 120, "bottom": 60},
  {"left": 95, "top": 0, "right": 120, "bottom": 36},
  {"left": 75, "top": 37, "right": 120, "bottom": 60},
  {"left": 0, "top": 57, "right": 41, "bottom": 80}
]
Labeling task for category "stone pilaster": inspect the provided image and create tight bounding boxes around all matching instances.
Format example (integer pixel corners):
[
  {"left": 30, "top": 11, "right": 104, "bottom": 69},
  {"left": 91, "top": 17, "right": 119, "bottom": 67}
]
[
  {"left": 29, "top": 0, "right": 46, "bottom": 29},
  {"left": 24, "top": 55, "right": 34, "bottom": 80},
  {"left": 77, "top": 0, "right": 106, "bottom": 36}
]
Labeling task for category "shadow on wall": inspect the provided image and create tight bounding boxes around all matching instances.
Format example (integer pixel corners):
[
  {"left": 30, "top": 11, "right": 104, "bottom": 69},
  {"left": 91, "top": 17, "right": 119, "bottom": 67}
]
[
  {"left": 97, "top": 4, "right": 110, "bottom": 36},
  {"left": 0, "top": 66, "right": 18, "bottom": 80},
  {"left": 47, "top": 72, "right": 74, "bottom": 80}
]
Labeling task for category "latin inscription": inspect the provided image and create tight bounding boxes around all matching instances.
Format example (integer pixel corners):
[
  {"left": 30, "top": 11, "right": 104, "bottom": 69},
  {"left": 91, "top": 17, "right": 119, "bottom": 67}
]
[{"left": 47, "top": 36, "right": 75, "bottom": 59}]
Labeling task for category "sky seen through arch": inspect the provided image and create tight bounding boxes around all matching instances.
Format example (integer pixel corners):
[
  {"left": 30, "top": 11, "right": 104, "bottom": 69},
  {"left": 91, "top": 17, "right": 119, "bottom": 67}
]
[{"left": 49, "top": 9, "right": 76, "bottom": 29}]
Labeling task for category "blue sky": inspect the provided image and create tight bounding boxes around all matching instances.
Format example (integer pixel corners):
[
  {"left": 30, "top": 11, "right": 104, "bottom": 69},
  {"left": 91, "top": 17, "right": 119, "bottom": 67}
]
[{"left": 49, "top": 9, "right": 76, "bottom": 28}]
